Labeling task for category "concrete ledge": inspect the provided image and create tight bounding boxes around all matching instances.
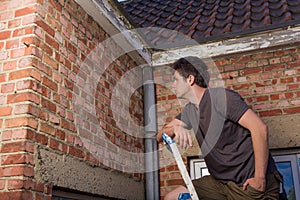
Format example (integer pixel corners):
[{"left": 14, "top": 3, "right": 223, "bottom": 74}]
[
  {"left": 35, "top": 147, "right": 145, "bottom": 200},
  {"left": 264, "top": 114, "right": 300, "bottom": 149}
]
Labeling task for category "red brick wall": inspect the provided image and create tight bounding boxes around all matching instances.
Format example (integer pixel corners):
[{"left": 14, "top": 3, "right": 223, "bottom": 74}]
[
  {"left": 155, "top": 46, "right": 300, "bottom": 198},
  {"left": 0, "top": 0, "right": 144, "bottom": 199}
]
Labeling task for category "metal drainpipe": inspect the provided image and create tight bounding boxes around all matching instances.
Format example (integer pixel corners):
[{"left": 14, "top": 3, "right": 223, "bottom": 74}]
[{"left": 143, "top": 65, "right": 160, "bottom": 200}]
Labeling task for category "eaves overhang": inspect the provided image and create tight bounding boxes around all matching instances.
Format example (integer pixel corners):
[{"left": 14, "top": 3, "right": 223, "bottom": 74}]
[{"left": 74, "top": 0, "right": 152, "bottom": 65}]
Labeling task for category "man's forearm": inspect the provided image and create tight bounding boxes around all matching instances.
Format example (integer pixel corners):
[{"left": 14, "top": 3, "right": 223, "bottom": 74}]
[{"left": 253, "top": 126, "right": 269, "bottom": 179}]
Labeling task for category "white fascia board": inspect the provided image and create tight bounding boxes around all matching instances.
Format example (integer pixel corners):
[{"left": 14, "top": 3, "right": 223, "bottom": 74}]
[
  {"left": 74, "top": 0, "right": 152, "bottom": 65},
  {"left": 152, "top": 25, "right": 300, "bottom": 66}
]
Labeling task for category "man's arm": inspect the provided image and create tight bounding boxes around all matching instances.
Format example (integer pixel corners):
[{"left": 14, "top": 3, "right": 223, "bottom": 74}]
[
  {"left": 157, "top": 119, "right": 193, "bottom": 149},
  {"left": 238, "top": 109, "right": 269, "bottom": 192}
]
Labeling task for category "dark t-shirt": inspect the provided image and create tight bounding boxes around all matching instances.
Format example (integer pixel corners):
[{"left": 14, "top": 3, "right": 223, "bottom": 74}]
[{"left": 176, "top": 88, "right": 276, "bottom": 186}]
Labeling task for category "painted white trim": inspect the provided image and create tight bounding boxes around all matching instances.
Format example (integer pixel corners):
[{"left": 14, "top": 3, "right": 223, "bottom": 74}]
[
  {"left": 189, "top": 158, "right": 209, "bottom": 180},
  {"left": 152, "top": 26, "right": 300, "bottom": 66}
]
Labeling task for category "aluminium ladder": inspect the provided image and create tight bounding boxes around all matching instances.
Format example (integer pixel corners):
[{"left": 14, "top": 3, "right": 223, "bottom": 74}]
[{"left": 162, "top": 133, "right": 199, "bottom": 200}]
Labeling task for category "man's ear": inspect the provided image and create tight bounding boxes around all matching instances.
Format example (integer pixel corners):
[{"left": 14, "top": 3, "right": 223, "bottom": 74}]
[{"left": 188, "top": 75, "right": 195, "bottom": 86}]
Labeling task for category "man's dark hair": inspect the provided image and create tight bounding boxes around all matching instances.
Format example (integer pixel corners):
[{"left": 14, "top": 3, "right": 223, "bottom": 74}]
[{"left": 171, "top": 56, "right": 210, "bottom": 88}]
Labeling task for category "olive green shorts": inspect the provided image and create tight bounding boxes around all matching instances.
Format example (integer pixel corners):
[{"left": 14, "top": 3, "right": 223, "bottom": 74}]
[{"left": 192, "top": 171, "right": 282, "bottom": 200}]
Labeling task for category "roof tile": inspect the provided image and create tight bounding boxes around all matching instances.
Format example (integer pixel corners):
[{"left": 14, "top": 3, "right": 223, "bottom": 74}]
[
  {"left": 121, "top": 0, "right": 300, "bottom": 46},
  {"left": 251, "top": 0, "right": 265, "bottom": 7},
  {"left": 251, "top": 9, "right": 269, "bottom": 21}
]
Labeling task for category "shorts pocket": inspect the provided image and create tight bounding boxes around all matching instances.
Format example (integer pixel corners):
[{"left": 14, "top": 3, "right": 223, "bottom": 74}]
[{"left": 246, "top": 185, "right": 264, "bottom": 199}]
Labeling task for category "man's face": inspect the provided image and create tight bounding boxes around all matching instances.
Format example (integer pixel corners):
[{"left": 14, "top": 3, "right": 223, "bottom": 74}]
[{"left": 172, "top": 71, "right": 191, "bottom": 99}]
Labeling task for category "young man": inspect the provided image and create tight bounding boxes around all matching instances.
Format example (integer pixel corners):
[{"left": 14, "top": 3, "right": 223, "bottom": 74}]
[{"left": 157, "top": 57, "right": 282, "bottom": 199}]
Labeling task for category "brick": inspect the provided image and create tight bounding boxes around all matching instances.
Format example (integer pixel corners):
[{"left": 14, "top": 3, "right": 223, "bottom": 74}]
[
  {"left": 68, "top": 146, "right": 85, "bottom": 158},
  {"left": 41, "top": 75, "right": 58, "bottom": 91},
  {"left": 264, "top": 64, "right": 285, "bottom": 71},
  {"left": 259, "top": 109, "right": 282, "bottom": 117},
  {"left": 269, "top": 57, "right": 281, "bottom": 64},
  {"left": 1, "top": 83, "right": 15, "bottom": 93},
  {"left": 49, "top": 113, "right": 60, "bottom": 125},
  {"left": 257, "top": 59, "right": 269, "bottom": 66},
  {"left": 45, "top": 34, "right": 59, "bottom": 50},
  {"left": 288, "top": 84, "right": 299, "bottom": 90},
  {"left": 0, "top": 50, "right": 8, "bottom": 60},
  {"left": 166, "top": 179, "right": 184, "bottom": 186},
  {"left": 34, "top": 180, "right": 45, "bottom": 192},
  {"left": 7, "top": 179, "right": 25, "bottom": 190},
  {"left": 36, "top": 20, "right": 55, "bottom": 36},
  {"left": 6, "top": 39, "right": 19, "bottom": 49},
  {"left": 43, "top": 50, "right": 58, "bottom": 69},
  {"left": 280, "top": 55, "right": 292, "bottom": 62},
  {"left": 0, "top": 73, "right": 6, "bottom": 82},
  {"left": 3, "top": 60, "right": 16, "bottom": 71},
  {"left": 12, "top": 27, "right": 34, "bottom": 37},
  {"left": 0, "top": 141, "right": 34, "bottom": 153},
  {"left": 270, "top": 94, "right": 280, "bottom": 100},
  {"left": 49, "top": 0, "right": 62, "bottom": 12},
  {"left": 1, "top": 129, "right": 34, "bottom": 141},
  {"left": 240, "top": 67, "right": 262, "bottom": 75},
  {"left": 232, "top": 83, "right": 252, "bottom": 90},
  {"left": 55, "top": 129, "right": 65, "bottom": 140},
  {"left": 280, "top": 77, "right": 294, "bottom": 83},
  {"left": 0, "top": 31, "right": 11, "bottom": 40},
  {"left": 0, "top": 179, "right": 5, "bottom": 190},
  {"left": 7, "top": 92, "right": 40, "bottom": 104},
  {"left": 10, "top": 46, "right": 34, "bottom": 58},
  {"left": 9, "top": 68, "right": 35, "bottom": 80},
  {"left": 35, "top": 133, "right": 48, "bottom": 145},
  {"left": 14, "top": 104, "right": 41, "bottom": 117},
  {"left": 252, "top": 52, "right": 273, "bottom": 59},
  {"left": 230, "top": 56, "right": 251, "bottom": 63},
  {"left": 65, "top": 40, "right": 77, "bottom": 55},
  {"left": 41, "top": 97, "right": 56, "bottom": 112},
  {"left": 65, "top": 133, "right": 75, "bottom": 143},
  {"left": 283, "top": 107, "right": 300, "bottom": 114},
  {"left": 40, "top": 122, "right": 55, "bottom": 135},
  {"left": 21, "top": 36, "right": 38, "bottom": 47},
  {"left": 22, "top": 14, "right": 37, "bottom": 25},
  {"left": 16, "top": 79, "right": 36, "bottom": 91},
  {"left": 61, "top": 118, "right": 75, "bottom": 132},
  {"left": 288, "top": 61, "right": 300, "bottom": 68},
  {"left": 15, "top": 5, "right": 36, "bottom": 17},
  {"left": 8, "top": 18, "right": 22, "bottom": 28},
  {"left": 291, "top": 99, "right": 300, "bottom": 106},
  {"left": 0, "top": 166, "right": 34, "bottom": 177},
  {"left": 0, "top": 106, "right": 12, "bottom": 116},
  {"left": 0, "top": 192, "right": 23, "bottom": 200},
  {"left": 1, "top": 153, "right": 34, "bottom": 165},
  {"left": 49, "top": 138, "right": 67, "bottom": 152},
  {"left": 256, "top": 95, "right": 269, "bottom": 102},
  {"left": 85, "top": 152, "right": 99, "bottom": 166},
  {"left": 285, "top": 69, "right": 296, "bottom": 76},
  {"left": 5, "top": 116, "right": 38, "bottom": 129}
]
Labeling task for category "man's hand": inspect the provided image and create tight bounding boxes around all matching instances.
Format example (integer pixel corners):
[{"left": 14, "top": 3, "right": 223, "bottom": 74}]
[
  {"left": 243, "top": 177, "right": 266, "bottom": 192},
  {"left": 173, "top": 125, "right": 193, "bottom": 149}
]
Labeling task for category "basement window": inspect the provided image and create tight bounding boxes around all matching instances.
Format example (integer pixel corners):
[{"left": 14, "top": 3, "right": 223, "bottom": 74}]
[
  {"left": 52, "top": 187, "right": 123, "bottom": 200},
  {"left": 189, "top": 153, "right": 300, "bottom": 200}
]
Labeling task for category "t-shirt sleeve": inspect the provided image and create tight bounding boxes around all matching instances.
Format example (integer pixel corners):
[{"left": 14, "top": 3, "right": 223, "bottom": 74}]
[
  {"left": 225, "top": 90, "right": 249, "bottom": 122},
  {"left": 175, "top": 105, "right": 192, "bottom": 130}
]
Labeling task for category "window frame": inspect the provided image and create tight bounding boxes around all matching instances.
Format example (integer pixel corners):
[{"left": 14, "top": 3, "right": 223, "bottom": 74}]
[{"left": 273, "top": 154, "right": 300, "bottom": 200}]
